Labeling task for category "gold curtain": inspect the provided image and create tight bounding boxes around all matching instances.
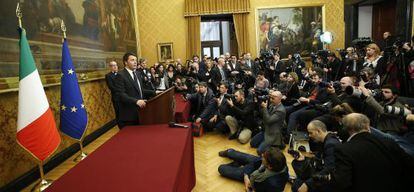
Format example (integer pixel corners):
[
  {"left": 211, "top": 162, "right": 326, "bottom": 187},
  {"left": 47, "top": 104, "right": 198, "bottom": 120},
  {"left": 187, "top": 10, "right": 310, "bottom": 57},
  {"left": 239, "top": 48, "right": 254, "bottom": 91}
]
[
  {"left": 233, "top": 13, "right": 250, "bottom": 56},
  {"left": 184, "top": 0, "right": 250, "bottom": 16},
  {"left": 186, "top": 16, "right": 201, "bottom": 59}
]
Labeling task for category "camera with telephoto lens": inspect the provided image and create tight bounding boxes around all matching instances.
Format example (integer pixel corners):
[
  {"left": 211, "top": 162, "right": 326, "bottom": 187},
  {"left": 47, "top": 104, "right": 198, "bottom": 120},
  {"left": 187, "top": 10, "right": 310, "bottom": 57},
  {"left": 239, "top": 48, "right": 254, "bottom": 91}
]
[
  {"left": 312, "top": 174, "right": 331, "bottom": 182},
  {"left": 384, "top": 106, "right": 412, "bottom": 117},
  {"left": 345, "top": 86, "right": 382, "bottom": 100}
]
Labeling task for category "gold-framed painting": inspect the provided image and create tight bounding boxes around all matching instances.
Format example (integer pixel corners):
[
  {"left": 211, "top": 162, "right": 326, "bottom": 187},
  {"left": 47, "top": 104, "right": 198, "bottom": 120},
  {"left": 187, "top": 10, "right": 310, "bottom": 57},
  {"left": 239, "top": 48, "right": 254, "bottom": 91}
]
[
  {"left": 0, "top": 0, "right": 137, "bottom": 92},
  {"left": 157, "top": 42, "right": 173, "bottom": 62},
  {"left": 256, "top": 4, "right": 325, "bottom": 58}
]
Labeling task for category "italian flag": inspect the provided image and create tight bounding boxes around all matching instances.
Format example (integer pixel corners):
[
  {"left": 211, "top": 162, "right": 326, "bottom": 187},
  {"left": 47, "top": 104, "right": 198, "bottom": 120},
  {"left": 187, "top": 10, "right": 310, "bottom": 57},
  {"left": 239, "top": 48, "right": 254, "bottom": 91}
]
[{"left": 16, "top": 28, "right": 61, "bottom": 162}]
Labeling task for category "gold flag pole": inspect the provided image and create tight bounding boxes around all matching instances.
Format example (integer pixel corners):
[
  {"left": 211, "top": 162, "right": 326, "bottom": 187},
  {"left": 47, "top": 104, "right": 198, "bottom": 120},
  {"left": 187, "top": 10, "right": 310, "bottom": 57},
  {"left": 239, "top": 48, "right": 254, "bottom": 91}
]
[
  {"left": 74, "top": 140, "right": 88, "bottom": 162},
  {"left": 60, "top": 20, "right": 67, "bottom": 39},
  {"left": 31, "top": 162, "right": 53, "bottom": 192},
  {"left": 16, "top": 3, "right": 22, "bottom": 28}
]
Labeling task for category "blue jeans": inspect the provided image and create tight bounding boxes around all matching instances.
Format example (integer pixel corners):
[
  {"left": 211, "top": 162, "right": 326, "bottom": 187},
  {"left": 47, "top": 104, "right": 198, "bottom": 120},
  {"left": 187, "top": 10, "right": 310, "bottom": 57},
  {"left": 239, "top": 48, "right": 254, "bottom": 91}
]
[
  {"left": 286, "top": 106, "right": 310, "bottom": 135},
  {"left": 250, "top": 131, "right": 270, "bottom": 155},
  {"left": 218, "top": 149, "right": 260, "bottom": 181}
]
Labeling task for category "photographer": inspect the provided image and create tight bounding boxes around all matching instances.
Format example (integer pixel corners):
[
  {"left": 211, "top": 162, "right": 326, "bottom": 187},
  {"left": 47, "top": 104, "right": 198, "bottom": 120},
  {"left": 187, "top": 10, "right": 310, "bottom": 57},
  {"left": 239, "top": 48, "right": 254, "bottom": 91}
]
[
  {"left": 226, "top": 89, "right": 257, "bottom": 143},
  {"left": 360, "top": 84, "right": 407, "bottom": 134},
  {"left": 326, "top": 76, "right": 364, "bottom": 113},
  {"left": 217, "top": 147, "right": 289, "bottom": 192},
  {"left": 286, "top": 73, "right": 330, "bottom": 135},
  {"left": 291, "top": 120, "right": 340, "bottom": 192},
  {"left": 250, "top": 91, "right": 286, "bottom": 155}
]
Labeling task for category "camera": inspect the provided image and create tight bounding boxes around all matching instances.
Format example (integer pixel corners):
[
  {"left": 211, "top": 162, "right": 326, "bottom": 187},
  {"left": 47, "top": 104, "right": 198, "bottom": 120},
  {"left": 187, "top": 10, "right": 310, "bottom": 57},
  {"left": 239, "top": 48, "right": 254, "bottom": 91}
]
[
  {"left": 288, "top": 149, "right": 301, "bottom": 159},
  {"left": 359, "top": 71, "right": 370, "bottom": 82},
  {"left": 254, "top": 88, "right": 270, "bottom": 103},
  {"left": 345, "top": 86, "right": 382, "bottom": 100},
  {"left": 224, "top": 93, "right": 236, "bottom": 101},
  {"left": 384, "top": 106, "right": 412, "bottom": 117},
  {"left": 312, "top": 174, "right": 331, "bottom": 182}
]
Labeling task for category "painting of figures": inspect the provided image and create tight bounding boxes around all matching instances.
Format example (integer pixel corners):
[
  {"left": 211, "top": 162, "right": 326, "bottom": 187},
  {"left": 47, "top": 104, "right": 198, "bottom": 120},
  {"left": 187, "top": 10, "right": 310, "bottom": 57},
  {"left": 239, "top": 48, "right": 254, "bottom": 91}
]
[{"left": 257, "top": 6, "right": 323, "bottom": 58}]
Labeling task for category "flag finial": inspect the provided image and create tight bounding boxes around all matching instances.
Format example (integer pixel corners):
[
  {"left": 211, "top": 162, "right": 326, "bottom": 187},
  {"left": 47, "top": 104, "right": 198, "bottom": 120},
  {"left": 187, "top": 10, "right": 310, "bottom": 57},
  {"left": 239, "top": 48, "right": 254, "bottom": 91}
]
[
  {"left": 16, "top": 3, "right": 22, "bottom": 28},
  {"left": 61, "top": 20, "right": 67, "bottom": 39}
]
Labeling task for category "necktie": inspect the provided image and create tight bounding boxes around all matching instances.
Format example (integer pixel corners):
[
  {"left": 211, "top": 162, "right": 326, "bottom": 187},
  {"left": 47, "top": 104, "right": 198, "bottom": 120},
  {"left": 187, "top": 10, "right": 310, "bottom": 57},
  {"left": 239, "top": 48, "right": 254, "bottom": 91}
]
[
  {"left": 133, "top": 71, "right": 143, "bottom": 98},
  {"left": 220, "top": 68, "right": 226, "bottom": 81}
]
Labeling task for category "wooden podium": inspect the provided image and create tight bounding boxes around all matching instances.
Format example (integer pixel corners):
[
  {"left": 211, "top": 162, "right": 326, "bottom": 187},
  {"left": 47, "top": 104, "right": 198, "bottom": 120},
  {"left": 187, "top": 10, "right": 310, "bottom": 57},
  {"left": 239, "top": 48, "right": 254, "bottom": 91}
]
[{"left": 138, "top": 87, "right": 175, "bottom": 125}]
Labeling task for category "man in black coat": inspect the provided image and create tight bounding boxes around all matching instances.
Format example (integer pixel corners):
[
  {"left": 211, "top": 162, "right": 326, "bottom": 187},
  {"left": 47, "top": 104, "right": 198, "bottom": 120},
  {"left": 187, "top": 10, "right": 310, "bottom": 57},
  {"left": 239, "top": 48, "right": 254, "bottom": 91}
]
[
  {"left": 105, "top": 60, "right": 120, "bottom": 123},
  {"left": 114, "top": 52, "right": 155, "bottom": 128},
  {"left": 333, "top": 113, "right": 414, "bottom": 192},
  {"left": 291, "top": 120, "right": 340, "bottom": 192}
]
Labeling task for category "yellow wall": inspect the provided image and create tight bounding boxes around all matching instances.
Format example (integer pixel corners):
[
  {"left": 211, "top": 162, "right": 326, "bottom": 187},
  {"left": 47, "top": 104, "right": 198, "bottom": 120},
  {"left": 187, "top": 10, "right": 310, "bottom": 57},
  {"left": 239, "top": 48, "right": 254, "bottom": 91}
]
[
  {"left": 0, "top": 80, "right": 114, "bottom": 187},
  {"left": 136, "top": 0, "right": 344, "bottom": 61},
  {"left": 136, "top": 0, "right": 187, "bottom": 65}
]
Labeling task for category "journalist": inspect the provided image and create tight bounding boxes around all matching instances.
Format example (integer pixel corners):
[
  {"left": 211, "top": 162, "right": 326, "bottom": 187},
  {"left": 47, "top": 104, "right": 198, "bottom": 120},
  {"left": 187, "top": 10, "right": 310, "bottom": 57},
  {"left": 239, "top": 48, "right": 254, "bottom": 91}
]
[
  {"left": 250, "top": 91, "right": 286, "bottom": 155},
  {"left": 291, "top": 120, "right": 340, "bottom": 192},
  {"left": 225, "top": 89, "right": 257, "bottom": 143}
]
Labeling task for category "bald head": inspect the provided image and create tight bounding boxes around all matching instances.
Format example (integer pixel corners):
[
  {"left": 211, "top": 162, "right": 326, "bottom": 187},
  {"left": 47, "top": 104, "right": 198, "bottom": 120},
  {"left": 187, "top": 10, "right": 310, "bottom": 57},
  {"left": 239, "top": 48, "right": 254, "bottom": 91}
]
[
  {"left": 269, "top": 90, "right": 282, "bottom": 105},
  {"left": 342, "top": 113, "right": 370, "bottom": 134},
  {"left": 340, "top": 76, "right": 354, "bottom": 91},
  {"left": 307, "top": 120, "right": 327, "bottom": 132}
]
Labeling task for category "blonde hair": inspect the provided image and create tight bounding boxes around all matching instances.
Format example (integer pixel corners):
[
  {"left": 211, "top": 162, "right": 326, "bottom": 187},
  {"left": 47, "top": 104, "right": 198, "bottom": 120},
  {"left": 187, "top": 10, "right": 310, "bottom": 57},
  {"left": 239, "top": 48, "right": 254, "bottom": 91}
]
[{"left": 367, "top": 43, "right": 381, "bottom": 56}]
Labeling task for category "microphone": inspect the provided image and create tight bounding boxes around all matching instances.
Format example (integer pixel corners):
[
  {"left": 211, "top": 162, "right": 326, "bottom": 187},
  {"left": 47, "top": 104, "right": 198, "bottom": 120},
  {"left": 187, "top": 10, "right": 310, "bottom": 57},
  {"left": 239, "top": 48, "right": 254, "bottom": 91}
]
[{"left": 168, "top": 122, "right": 189, "bottom": 128}]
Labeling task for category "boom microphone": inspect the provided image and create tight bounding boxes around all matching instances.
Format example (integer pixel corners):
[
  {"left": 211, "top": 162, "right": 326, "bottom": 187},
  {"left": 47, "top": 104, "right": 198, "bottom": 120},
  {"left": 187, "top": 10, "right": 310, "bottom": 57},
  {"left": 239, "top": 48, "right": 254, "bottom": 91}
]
[{"left": 169, "top": 122, "right": 189, "bottom": 128}]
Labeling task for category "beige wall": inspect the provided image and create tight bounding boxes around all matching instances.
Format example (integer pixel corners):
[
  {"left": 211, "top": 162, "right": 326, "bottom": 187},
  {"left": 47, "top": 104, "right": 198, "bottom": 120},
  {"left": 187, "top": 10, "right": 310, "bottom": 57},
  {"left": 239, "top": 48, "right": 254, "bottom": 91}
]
[
  {"left": 136, "top": 0, "right": 344, "bottom": 61},
  {"left": 136, "top": 0, "right": 187, "bottom": 65}
]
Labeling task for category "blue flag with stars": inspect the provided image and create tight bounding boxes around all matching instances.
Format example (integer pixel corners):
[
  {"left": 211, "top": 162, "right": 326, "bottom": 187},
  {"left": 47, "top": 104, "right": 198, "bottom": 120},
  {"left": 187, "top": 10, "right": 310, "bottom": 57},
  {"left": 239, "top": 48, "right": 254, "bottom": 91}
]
[{"left": 60, "top": 39, "right": 87, "bottom": 140}]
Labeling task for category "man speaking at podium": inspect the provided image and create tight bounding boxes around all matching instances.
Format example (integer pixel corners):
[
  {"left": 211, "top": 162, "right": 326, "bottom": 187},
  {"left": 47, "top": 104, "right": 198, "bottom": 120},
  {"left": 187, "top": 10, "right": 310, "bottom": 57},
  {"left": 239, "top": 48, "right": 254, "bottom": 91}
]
[{"left": 115, "top": 52, "right": 155, "bottom": 128}]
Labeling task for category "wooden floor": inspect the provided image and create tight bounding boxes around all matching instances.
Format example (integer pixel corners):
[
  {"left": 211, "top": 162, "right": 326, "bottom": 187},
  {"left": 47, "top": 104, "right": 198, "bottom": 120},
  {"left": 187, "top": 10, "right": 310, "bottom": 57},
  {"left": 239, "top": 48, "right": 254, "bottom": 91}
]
[{"left": 23, "top": 127, "right": 294, "bottom": 192}]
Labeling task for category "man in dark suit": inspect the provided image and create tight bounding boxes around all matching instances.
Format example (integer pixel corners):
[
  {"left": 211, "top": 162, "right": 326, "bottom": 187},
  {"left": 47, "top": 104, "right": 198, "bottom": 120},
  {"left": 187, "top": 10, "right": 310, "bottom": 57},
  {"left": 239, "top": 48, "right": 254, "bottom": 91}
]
[
  {"left": 195, "top": 82, "right": 230, "bottom": 133},
  {"left": 291, "top": 120, "right": 340, "bottom": 192},
  {"left": 114, "top": 52, "right": 155, "bottom": 128},
  {"left": 105, "top": 60, "right": 119, "bottom": 123},
  {"left": 333, "top": 113, "right": 414, "bottom": 192}
]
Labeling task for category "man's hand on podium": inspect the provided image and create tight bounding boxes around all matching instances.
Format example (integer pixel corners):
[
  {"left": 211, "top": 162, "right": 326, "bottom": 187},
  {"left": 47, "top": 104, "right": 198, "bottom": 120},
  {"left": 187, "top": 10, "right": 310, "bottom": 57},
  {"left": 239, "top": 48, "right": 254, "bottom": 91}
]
[
  {"left": 136, "top": 99, "right": 146, "bottom": 108},
  {"left": 156, "top": 90, "right": 163, "bottom": 95}
]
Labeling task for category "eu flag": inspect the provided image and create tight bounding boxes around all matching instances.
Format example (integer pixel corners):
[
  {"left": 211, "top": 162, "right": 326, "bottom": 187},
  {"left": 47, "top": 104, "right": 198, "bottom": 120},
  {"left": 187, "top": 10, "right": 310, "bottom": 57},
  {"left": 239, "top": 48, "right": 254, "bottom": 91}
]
[{"left": 60, "top": 39, "right": 87, "bottom": 140}]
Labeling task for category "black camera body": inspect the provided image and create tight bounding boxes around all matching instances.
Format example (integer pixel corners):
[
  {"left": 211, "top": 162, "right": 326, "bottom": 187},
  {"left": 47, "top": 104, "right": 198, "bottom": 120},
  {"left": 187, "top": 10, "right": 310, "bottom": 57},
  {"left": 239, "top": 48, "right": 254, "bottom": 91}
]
[
  {"left": 223, "top": 93, "right": 236, "bottom": 101},
  {"left": 254, "top": 88, "right": 270, "bottom": 103}
]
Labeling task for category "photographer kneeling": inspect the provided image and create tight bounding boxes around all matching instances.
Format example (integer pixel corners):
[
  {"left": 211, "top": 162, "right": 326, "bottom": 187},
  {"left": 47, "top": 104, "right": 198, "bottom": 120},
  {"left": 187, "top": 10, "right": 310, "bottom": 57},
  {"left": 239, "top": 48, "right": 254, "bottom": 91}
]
[
  {"left": 250, "top": 91, "right": 286, "bottom": 155},
  {"left": 291, "top": 120, "right": 340, "bottom": 192},
  {"left": 226, "top": 89, "right": 257, "bottom": 143}
]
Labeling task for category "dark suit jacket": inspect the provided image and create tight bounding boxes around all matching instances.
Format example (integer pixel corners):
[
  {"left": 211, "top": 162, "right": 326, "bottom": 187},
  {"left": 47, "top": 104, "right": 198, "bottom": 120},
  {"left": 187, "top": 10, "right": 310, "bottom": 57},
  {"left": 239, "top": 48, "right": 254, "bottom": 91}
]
[
  {"left": 187, "top": 88, "right": 215, "bottom": 118},
  {"left": 114, "top": 68, "right": 155, "bottom": 123},
  {"left": 333, "top": 132, "right": 414, "bottom": 192},
  {"left": 105, "top": 72, "right": 118, "bottom": 101}
]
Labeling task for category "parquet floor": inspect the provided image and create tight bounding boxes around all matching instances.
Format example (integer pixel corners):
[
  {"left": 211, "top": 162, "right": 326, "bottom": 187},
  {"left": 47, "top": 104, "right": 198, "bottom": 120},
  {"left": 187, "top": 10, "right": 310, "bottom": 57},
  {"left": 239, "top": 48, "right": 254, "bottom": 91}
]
[{"left": 23, "top": 127, "right": 294, "bottom": 192}]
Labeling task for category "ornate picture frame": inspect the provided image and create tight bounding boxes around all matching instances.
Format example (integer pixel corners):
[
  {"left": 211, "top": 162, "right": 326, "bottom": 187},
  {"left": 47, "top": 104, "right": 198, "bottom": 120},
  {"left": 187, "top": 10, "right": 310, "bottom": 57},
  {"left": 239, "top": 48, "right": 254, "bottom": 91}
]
[
  {"left": 256, "top": 4, "right": 325, "bottom": 58},
  {"left": 157, "top": 42, "right": 174, "bottom": 62}
]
